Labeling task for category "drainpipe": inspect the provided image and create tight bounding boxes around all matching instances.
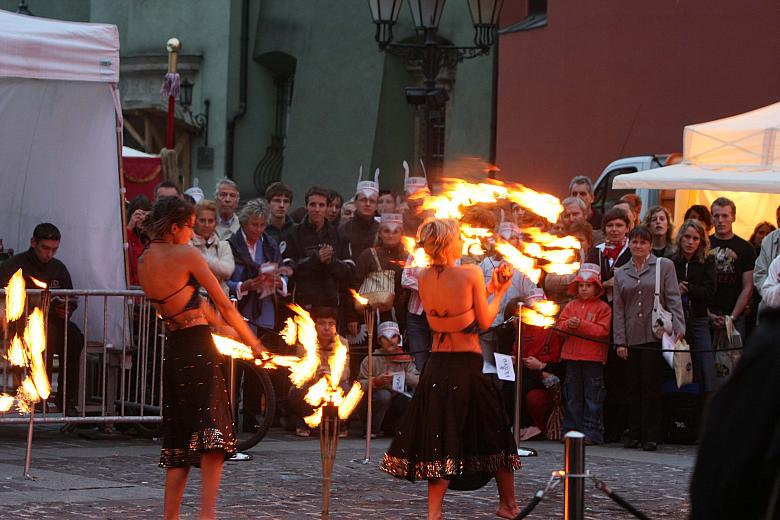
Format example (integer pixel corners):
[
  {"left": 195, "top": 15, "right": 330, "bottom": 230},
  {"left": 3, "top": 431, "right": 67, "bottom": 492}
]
[
  {"left": 225, "top": 0, "right": 249, "bottom": 179},
  {"left": 488, "top": 31, "right": 499, "bottom": 178}
]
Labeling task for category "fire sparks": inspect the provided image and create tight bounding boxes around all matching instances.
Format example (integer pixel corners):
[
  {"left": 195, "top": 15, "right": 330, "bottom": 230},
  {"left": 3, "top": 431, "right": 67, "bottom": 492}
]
[{"left": 1, "top": 270, "right": 51, "bottom": 413}]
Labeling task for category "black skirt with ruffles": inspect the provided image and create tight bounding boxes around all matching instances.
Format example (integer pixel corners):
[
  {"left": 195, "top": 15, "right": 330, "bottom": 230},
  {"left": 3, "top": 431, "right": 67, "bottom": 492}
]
[
  {"left": 380, "top": 351, "right": 521, "bottom": 488},
  {"left": 159, "top": 325, "right": 236, "bottom": 468}
]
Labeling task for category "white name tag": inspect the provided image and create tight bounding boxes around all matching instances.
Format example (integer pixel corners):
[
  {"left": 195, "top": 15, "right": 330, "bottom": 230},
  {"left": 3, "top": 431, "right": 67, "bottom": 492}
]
[
  {"left": 494, "top": 353, "right": 516, "bottom": 382},
  {"left": 391, "top": 371, "right": 405, "bottom": 393}
]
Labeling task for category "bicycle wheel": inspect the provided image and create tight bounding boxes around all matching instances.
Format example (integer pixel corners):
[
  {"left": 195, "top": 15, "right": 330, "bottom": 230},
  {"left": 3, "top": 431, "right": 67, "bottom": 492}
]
[{"left": 233, "top": 359, "right": 276, "bottom": 452}]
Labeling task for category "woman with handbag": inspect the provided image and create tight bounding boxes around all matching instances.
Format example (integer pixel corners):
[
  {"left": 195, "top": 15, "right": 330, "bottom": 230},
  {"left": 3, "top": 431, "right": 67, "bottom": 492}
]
[
  {"left": 672, "top": 220, "right": 718, "bottom": 397},
  {"left": 613, "top": 225, "right": 685, "bottom": 451}
]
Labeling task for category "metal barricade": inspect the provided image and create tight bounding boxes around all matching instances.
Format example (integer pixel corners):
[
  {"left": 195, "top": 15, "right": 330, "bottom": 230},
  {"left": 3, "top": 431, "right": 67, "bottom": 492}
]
[{"left": 1, "top": 288, "right": 165, "bottom": 426}]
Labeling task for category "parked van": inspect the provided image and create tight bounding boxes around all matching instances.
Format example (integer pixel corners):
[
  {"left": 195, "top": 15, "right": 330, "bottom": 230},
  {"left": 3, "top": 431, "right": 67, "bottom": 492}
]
[{"left": 592, "top": 154, "right": 679, "bottom": 220}]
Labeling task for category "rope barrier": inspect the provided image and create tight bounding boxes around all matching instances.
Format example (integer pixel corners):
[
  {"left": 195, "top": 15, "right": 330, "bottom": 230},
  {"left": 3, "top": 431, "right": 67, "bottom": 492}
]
[
  {"left": 512, "top": 472, "right": 562, "bottom": 520},
  {"left": 591, "top": 475, "right": 653, "bottom": 520}
]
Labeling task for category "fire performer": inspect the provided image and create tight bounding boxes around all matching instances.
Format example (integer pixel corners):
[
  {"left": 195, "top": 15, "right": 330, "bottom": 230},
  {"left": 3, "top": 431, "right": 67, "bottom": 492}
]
[
  {"left": 381, "top": 218, "right": 522, "bottom": 520},
  {"left": 137, "top": 196, "right": 265, "bottom": 520}
]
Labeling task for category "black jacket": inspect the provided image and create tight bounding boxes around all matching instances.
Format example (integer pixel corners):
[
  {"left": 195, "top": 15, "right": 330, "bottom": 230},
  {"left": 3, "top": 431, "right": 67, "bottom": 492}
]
[
  {"left": 282, "top": 217, "right": 353, "bottom": 308},
  {"left": 673, "top": 255, "right": 717, "bottom": 319},
  {"left": 339, "top": 214, "right": 379, "bottom": 262},
  {"left": 690, "top": 308, "right": 780, "bottom": 519},
  {"left": 0, "top": 248, "right": 77, "bottom": 317}
]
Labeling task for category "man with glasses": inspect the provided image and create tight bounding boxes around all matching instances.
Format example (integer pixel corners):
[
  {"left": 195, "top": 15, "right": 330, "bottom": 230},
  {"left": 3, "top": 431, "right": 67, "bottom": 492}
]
[
  {"left": 569, "top": 175, "right": 603, "bottom": 230},
  {"left": 215, "top": 178, "right": 241, "bottom": 240}
]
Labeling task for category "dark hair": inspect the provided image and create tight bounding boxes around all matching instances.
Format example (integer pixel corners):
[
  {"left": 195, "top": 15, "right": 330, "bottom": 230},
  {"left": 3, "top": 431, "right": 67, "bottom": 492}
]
[
  {"left": 602, "top": 207, "right": 630, "bottom": 230},
  {"left": 145, "top": 196, "right": 195, "bottom": 239},
  {"left": 568, "top": 221, "right": 593, "bottom": 247},
  {"left": 711, "top": 196, "right": 736, "bottom": 216},
  {"left": 378, "top": 189, "right": 396, "bottom": 199},
  {"left": 126, "top": 195, "right": 152, "bottom": 221},
  {"left": 749, "top": 221, "right": 776, "bottom": 247},
  {"left": 328, "top": 190, "right": 343, "bottom": 206},
  {"left": 310, "top": 306, "right": 339, "bottom": 321},
  {"left": 305, "top": 186, "right": 332, "bottom": 206},
  {"left": 628, "top": 225, "right": 653, "bottom": 243},
  {"left": 154, "top": 180, "right": 181, "bottom": 196},
  {"left": 683, "top": 205, "right": 713, "bottom": 230},
  {"left": 265, "top": 182, "right": 293, "bottom": 202},
  {"left": 620, "top": 193, "right": 642, "bottom": 213},
  {"left": 32, "top": 223, "right": 61, "bottom": 241}
]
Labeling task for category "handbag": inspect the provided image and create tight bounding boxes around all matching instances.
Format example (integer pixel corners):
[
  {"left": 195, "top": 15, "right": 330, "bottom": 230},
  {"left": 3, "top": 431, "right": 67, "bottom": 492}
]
[
  {"left": 652, "top": 257, "right": 674, "bottom": 339},
  {"left": 672, "top": 338, "right": 694, "bottom": 388},
  {"left": 355, "top": 249, "right": 396, "bottom": 312}
]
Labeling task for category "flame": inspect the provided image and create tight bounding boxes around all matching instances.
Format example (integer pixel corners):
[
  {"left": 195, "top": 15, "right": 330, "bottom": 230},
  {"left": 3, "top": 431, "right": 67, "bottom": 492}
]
[
  {"left": 350, "top": 289, "right": 368, "bottom": 307},
  {"left": 1, "top": 269, "right": 52, "bottom": 413},
  {"left": 519, "top": 300, "right": 560, "bottom": 328},
  {"left": 401, "top": 236, "right": 431, "bottom": 268},
  {"left": 30, "top": 277, "right": 47, "bottom": 289}
]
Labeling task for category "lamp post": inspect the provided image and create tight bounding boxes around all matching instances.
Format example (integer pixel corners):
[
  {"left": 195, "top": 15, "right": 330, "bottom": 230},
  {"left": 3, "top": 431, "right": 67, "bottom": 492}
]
[
  {"left": 367, "top": 0, "right": 503, "bottom": 179},
  {"left": 179, "top": 78, "right": 210, "bottom": 144}
]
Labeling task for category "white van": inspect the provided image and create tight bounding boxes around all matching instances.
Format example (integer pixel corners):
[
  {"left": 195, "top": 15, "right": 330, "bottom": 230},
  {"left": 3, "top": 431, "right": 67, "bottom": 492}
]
[{"left": 592, "top": 155, "right": 677, "bottom": 220}]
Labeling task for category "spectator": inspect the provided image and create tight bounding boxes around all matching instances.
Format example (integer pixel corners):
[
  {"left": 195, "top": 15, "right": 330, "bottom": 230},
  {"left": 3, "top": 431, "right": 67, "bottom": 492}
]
[
  {"left": 359, "top": 321, "right": 419, "bottom": 437},
  {"left": 569, "top": 175, "right": 602, "bottom": 229},
  {"left": 264, "top": 182, "right": 294, "bottom": 245},
  {"left": 377, "top": 189, "right": 398, "bottom": 216},
  {"left": 587, "top": 208, "right": 632, "bottom": 302},
  {"left": 214, "top": 178, "right": 241, "bottom": 240},
  {"left": 507, "top": 290, "right": 564, "bottom": 441},
  {"left": 753, "top": 221, "right": 780, "bottom": 318},
  {"left": 708, "top": 197, "right": 754, "bottom": 338},
  {"left": 288, "top": 306, "right": 351, "bottom": 437},
  {"left": 289, "top": 206, "right": 306, "bottom": 224},
  {"left": 402, "top": 255, "right": 431, "bottom": 372},
  {"left": 226, "top": 198, "right": 288, "bottom": 433},
  {"left": 613, "top": 225, "right": 685, "bottom": 451},
  {"left": 749, "top": 221, "right": 776, "bottom": 257},
  {"left": 155, "top": 180, "right": 181, "bottom": 200},
  {"left": 190, "top": 199, "right": 234, "bottom": 296},
  {"left": 402, "top": 169, "right": 430, "bottom": 236},
  {"left": 586, "top": 208, "right": 632, "bottom": 442},
  {"left": 644, "top": 206, "right": 675, "bottom": 258},
  {"left": 340, "top": 177, "right": 380, "bottom": 262},
  {"left": 126, "top": 195, "right": 152, "bottom": 286},
  {"left": 558, "top": 264, "right": 612, "bottom": 445},
  {"left": 544, "top": 221, "right": 596, "bottom": 309},
  {"left": 350, "top": 213, "right": 409, "bottom": 332},
  {"left": 0, "top": 223, "right": 84, "bottom": 415},
  {"left": 283, "top": 186, "right": 353, "bottom": 310},
  {"left": 613, "top": 199, "right": 637, "bottom": 230},
  {"left": 561, "top": 196, "right": 603, "bottom": 245},
  {"left": 620, "top": 194, "right": 643, "bottom": 223},
  {"left": 479, "top": 222, "right": 538, "bottom": 373},
  {"left": 672, "top": 220, "right": 717, "bottom": 396},
  {"left": 340, "top": 201, "right": 356, "bottom": 224},
  {"left": 326, "top": 190, "right": 344, "bottom": 226},
  {"left": 684, "top": 205, "right": 714, "bottom": 235},
  {"left": 761, "top": 256, "right": 780, "bottom": 309}
]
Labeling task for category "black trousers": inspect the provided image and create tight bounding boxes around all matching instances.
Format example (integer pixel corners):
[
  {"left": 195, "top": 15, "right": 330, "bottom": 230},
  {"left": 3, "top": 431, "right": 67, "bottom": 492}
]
[
  {"left": 45, "top": 318, "right": 85, "bottom": 410},
  {"left": 627, "top": 342, "right": 665, "bottom": 443}
]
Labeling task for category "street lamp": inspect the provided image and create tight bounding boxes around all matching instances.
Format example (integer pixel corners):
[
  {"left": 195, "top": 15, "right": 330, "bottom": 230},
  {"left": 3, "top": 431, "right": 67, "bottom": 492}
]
[
  {"left": 178, "top": 78, "right": 210, "bottom": 143},
  {"left": 367, "top": 0, "right": 503, "bottom": 178}
]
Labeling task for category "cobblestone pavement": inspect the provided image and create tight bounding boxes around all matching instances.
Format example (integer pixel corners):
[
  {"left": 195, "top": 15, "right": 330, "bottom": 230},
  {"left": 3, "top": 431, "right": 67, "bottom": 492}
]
[{"left": 0, "top": 424, "right": 695, "bottom": 519}]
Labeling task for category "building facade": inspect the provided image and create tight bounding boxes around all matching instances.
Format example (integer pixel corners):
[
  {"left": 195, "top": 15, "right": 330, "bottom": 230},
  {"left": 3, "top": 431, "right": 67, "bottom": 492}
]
[{"left": 5, "top": 0, "right": 496, "bottom": 202}]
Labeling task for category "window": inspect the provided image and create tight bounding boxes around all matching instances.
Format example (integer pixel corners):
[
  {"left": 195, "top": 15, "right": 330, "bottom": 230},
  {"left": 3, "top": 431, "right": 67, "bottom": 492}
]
[{"left": 593, "top": 167, "right": 638, "bottom": 215}]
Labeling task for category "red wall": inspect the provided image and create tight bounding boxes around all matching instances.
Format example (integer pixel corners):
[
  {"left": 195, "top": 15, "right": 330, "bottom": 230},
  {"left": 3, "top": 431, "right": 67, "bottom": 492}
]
[{"left": 496, "top": 1, "right": 780, "bottom": 197}]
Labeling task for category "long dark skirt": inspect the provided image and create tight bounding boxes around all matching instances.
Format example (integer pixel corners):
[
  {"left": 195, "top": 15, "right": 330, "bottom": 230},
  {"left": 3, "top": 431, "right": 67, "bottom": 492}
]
[
  {"left": 380, "top": 352, "right": 521, "bottom": 488},
  {"left": 159, "top": 325, "right": 236, "bottom": 468}
]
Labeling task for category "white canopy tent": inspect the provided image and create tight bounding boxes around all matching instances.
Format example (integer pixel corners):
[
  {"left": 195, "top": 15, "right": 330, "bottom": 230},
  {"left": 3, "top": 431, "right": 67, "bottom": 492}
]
[
  {"left": 613, "top": 102, "right": 780, "bottom": 238},
  {"left": 0, "top": 10, "right": 125, "bottom": 341}
]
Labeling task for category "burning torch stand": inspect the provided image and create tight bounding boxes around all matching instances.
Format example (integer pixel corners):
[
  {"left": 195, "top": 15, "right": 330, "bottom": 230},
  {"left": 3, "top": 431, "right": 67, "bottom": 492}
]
[
  {"left": 22, "top": 287, "right": 50, "bottom": 480},
  {"left": 356, "top": 305, "right": 376, "bottom": 464},
  {"left": 514, "top": 303, "right": 537, "bottom": 458},
  {"left": 227, "top": 298, "right": 252, "bottom": 462},
  {"left": 320, "top": 403, "right": 340, "bottom": 518}
]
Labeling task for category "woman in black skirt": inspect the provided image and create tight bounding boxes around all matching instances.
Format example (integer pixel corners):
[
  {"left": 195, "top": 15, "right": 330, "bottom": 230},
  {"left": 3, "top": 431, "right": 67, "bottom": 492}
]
[
  {"left": 138, "top": 196, "right": 265, "bottom": 520},
  {"left": 380, "top": 218, "right": 521, "bottom": 520}
]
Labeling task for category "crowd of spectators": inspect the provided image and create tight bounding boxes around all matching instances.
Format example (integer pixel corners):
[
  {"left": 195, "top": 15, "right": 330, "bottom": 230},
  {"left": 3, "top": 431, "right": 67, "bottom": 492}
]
[{"left": 112, "top": 171, "right": 780, "bottom": 445}]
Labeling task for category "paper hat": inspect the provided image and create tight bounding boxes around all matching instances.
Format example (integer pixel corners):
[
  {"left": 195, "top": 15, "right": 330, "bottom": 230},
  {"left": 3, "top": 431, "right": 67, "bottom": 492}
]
[
  {"left": 403, "top": 160, "right": 430, "bottom": 196},
  {"left": 378, "top": 321, "right": 401, "bottom": 340},
  {"left": 184, "top": 186, "right": 205, "bottom": 203},
  {"left": 356, "top": 166, "right": 380, "bottom": 198},
  {"left": 497, "top": 221, "right": 521, "bottom": 240},
  {"left": 380, "top": 212, "right": 403, "bottom": 229},
  {"left": 567, "top": 263, "right": 604, "bottom": 295}
]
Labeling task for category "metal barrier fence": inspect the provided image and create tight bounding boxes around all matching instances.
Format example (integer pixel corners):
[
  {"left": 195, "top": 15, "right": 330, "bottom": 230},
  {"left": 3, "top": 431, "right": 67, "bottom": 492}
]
[{"left": 1, "top": 288, "right": 165, "bottom": 426}]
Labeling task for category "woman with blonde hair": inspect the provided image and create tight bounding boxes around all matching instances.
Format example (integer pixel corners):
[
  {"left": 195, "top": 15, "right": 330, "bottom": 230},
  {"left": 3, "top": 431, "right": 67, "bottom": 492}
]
[
  {"left": 381, "top": 218, "right": 521, "bottom": 520},
  {"left": 191, "top": 199, "right": 235, "bottom": 295},
  {"left": 644, "top": 206, "right": 675, "bottom": 258},
  {"left": 673, "top": 220, "right": 718, "bottom": 395}
]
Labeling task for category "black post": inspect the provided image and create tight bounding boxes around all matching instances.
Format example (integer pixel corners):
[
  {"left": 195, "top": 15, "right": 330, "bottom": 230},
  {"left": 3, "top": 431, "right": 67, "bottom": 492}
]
[{"left": 564, "top": 431, "right": 585, "bottom": 520}]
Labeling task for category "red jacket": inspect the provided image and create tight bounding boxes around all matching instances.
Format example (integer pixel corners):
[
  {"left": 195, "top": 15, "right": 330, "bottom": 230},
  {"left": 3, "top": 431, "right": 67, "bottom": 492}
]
[
  {"left": 515, "top": 324, "right": 563, "bottom": 364},
  {"left": 558, "top": 297, "right": 612, "bottom": 363}
]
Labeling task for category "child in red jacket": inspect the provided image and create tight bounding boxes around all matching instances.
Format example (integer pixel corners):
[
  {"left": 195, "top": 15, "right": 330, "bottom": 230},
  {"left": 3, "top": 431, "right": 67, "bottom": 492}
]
[{"left": 558, "top": 263, "right": 612, "bottom": 444}]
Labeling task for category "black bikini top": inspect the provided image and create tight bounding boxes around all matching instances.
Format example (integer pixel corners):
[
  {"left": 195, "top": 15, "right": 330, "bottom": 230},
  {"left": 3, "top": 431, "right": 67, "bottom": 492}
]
[{"left": 147, "top": 274, "right": 202, "bottom": 322}]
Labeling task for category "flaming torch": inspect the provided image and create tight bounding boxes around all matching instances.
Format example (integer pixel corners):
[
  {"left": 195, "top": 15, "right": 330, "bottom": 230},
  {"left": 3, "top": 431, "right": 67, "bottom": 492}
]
[
  {"left": 349, "top": 289, "right": 376, "bottom": 464},
  {"left": 1, "top": 269, "right": 52, "bottom": 478}
]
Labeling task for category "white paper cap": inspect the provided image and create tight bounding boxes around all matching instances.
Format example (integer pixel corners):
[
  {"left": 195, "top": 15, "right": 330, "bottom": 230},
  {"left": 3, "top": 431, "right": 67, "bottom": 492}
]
[{"left": 378, "top": 321, "right": 401, "bottom": 340}]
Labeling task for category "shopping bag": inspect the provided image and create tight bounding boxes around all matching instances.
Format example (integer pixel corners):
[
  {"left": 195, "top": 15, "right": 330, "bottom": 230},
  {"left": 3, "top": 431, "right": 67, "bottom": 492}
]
[
  {"left": 713, "top": 317, "right": 742, "bottom": 382},
  {"left": 672, "top": 338, "right": 693, "bottom": 388}
]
